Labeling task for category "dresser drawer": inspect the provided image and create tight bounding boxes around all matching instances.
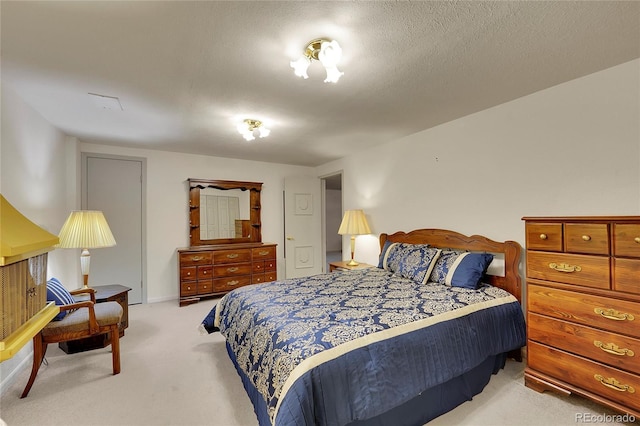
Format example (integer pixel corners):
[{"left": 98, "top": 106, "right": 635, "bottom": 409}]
[
  {"left": 253, "top": 260, "right": 276, "bottom": 272},
  {"left": 214, "top": 263, "right": 252, "bottom": 277},
  {"left": 527, "top": 252, "right": 610, "bottom": 289},
  {"left": 180, "top": 252, "right": 213, "bottom": 265},
  {"left": 528, "top": 284, "right": 639, "bottom": 338},
  {"left": 565, "top": 223, "right": 610, "bottom": 255},
  {"left": 181, "top": 281, "right": 197, "bottom": 296},
  {"left": 528, "top": 341, "right": 640, "bottom": 412},
  {"left": 196, "top": 280, "right": 213, "bottom": 295},
  {"left": 213, "top": 276, "right": 251, "bottom": 292},
  {"left": 528, "top": 313, "right": 639, "bottom": 375},
  {"left": 213, "top": 249, "right": 252, "bottom": 264},
  {"left": 253, "top": 271, "right": 277, "bottom": 283},
  {"left": 614, "top": 258, "right": 640, "bottom": 295},
  {"left": 252, "top": 246, "right": 276, "bottom": 260},
  {"left": 526, "top": 223, "right": 563, "bottom": 252},
  {"left": 614, "top": 224, "right": 640, "bottom": 258},
  {"left": 197, "top": 265, "right": 213, "bottom": 279},
  {"left": 181, "top": 266, "right": 197, "bottom": 280}
]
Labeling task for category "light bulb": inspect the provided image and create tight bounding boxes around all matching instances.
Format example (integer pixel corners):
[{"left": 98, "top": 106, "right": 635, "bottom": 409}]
[
  {"left": 290, "top": 56, "right": 311, "bottom": 79},
  {"left": 324, "top": 67, "right": 344, "bottom": 83},
  {"left": 318, "top": 40, "right": 342, "bottom": 68},
  {"left": 258, "top": 127, "right": 270, "bottom": 138}
]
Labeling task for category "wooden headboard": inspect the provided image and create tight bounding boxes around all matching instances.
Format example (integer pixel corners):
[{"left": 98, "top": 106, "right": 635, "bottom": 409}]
[{"left": 380, "top": 229, "right": 522, "bottom": 303}]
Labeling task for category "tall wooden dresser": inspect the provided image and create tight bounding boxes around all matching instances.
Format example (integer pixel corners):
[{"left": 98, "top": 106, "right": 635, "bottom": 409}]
[
  {"left": 178, "top": 242, "right": 277, "bottom": 306},
  {"left": 523, "top": 216, "right": 640, "bottom": 417}
]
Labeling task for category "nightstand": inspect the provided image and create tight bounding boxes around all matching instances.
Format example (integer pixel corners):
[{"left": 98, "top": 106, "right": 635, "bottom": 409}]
[
  {"left": 59, "top": 284, "right": 131, "bottom": 354},
  {"left": 329, "top": 261, "right": 374, "bottom": 272}
]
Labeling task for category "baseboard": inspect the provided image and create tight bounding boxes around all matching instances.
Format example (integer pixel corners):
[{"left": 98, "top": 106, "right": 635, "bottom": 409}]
[
  {"left": 0, "top": 345, "right": 32, "bottom": 396},
  {"left": 146, "top": 295, "right": 179, "bottom": 304}
]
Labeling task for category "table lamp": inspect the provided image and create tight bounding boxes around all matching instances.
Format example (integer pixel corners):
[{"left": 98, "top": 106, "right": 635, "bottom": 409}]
[
  {"left": 57, "top": 210, "right": 116, "bottom": 288},
  {"left": 338, "top": 209, "right": 371, "bottom": 266}
]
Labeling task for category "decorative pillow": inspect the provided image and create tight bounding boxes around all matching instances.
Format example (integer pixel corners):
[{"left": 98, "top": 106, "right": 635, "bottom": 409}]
[
  {"left": 377, "top": 240, "right": 394, "bottom": 268},
  {"left": 429, "top": 251, "right": 494, "bottom": 289},
  {"left": 46, "top": 278, "right": 75, "bottom": 321},
  {"left": 394, "top": 245, "right": 442, "bottom": 284},
  {"left": 381, "top": 242, "right": 402, "bottom": 272}
]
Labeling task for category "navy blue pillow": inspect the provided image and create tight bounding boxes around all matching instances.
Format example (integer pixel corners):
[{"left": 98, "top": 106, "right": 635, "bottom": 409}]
[
  {"left": 46, "top": 278, "right": 75, "bottom": 320},
  {"left": 440, "top": 252, "right": 494, "bottom": 289}
]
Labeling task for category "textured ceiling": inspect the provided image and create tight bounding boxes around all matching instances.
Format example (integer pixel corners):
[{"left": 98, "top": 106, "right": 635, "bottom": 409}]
[{"left": 2, "top": 1, "right": 639, "bottom": 167}]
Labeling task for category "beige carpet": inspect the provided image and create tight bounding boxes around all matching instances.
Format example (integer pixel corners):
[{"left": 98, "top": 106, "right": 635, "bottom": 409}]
[{"left": 0, "top": 300, "right": 634, "bottom": 426}]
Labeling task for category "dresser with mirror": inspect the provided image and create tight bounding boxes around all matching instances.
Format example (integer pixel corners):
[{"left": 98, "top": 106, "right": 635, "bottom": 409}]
[{"left": 178, "top": 179, "right": 277, "bottom": 306}]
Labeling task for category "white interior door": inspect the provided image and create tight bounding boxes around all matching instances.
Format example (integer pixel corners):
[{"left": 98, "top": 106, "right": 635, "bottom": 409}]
[
  {"left": 83, "top": 154, "right": 145, "bottom": 304},
  {"left": 284, "top": 176, "right": 323, "bottom": 278}
]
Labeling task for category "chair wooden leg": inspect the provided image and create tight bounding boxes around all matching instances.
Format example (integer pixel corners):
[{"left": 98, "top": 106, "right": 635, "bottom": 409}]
[
  {"left": 110, "top": 325, "right": 121, "bottom": 375},
  {"left": 21, "top": 333, "right": 47, "bottom": 398}
]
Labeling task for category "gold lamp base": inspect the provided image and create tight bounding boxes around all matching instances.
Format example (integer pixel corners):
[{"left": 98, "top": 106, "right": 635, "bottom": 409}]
[{"left": 346, "top": 258, "right": 359, "bottom": 266}]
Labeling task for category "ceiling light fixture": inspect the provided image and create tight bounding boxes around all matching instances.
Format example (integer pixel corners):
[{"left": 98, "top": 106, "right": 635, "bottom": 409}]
[
  {"left": 237, "top": 119, "right": 270, "bottom": 141},
  {"left": 290, "top": 38, "right": 344, "bottom": 83}
]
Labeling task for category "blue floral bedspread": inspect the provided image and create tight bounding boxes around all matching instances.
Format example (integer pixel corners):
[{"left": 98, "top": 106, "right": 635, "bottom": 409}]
[{"left": 202, "top": 268, "right": 526, "bottom": 426}]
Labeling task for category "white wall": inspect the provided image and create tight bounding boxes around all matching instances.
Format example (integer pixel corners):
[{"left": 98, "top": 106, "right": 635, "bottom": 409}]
[
  {"left": 0, "top": 86, "right": 78, "bottom": 391},
  {"left": 79, "top": 143, "right": 314, "bottom": 303},
  {"left": 318, "top": 59, "right": 640, "bottom": 267}
]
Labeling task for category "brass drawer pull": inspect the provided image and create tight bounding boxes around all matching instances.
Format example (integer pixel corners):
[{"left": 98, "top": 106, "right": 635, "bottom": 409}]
[
  {"left": 226, "top": 253, "right": 239, "bottom": 259},
  {"left": 594, "top": 308, "right": 635, "bottom": 321},
  {"left": 202, "top": 270, "right": 208, "bottom": 275},
  {"left": 582, "top": 235, "right": 591, "bottom": 241},
  {"left": 539, "top": 234, "right": 547, "bottom": 240},
  {"left": 227, "top": 280, "right": 239, "bottom": 286},
  {"left": 227, "top": 267, "right": 239, "bottom": 273},
  {"left": 258, "top": 250, "right": 269, "bottom": 256},
  {"left": 594, "top": 375, "right": 635, "bottom": 393},
  {"left": 594, "top": 341, "right": 635, "bottom": 357},
  {"left": 549, "top": 262, "right": 582, "bottom": 273},
  {"left": 635, "top": 237, "right": 640, "bottom": 244},
  {"left": 190, "top": 255, "right": 204, "bottom": 262}
]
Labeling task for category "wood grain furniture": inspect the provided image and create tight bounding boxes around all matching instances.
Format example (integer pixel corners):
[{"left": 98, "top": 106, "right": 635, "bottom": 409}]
[
  {"left": 21, "top": 287, "right": 123, "bottom": 398},
  {"left": 523, "top": 216, "right": 640, "bottom": 417},
  {"left": 204, "top": 228, "right": 526, "bottom": 425},
  {"left": 178, "top": 243, "right": 277, "bottom": 306},
  {"left": 328, "top": 260, "right": 374, "bottom": 272},
  {"left": 188, "top": 179, "right": 263, "bottom": 246},
  {"left": 1, "top": 195, "right": 59, "bottom": 363},
  {"left": 59, "top": 284, "right": 131, "bottom": 354}
]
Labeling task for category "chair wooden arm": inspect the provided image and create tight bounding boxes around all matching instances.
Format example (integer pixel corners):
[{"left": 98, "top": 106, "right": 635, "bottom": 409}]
[
  {"left": 59, "top": 301, "right": 99, "bottom": 334},
  {"left": 69, "top": 288, "right": 97, "bottom": 303}
]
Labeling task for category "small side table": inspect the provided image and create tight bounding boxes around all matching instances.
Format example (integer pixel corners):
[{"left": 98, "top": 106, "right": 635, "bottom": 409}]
[
  {"left": 329, "top": 261, "right": 374, "bottom": 272},
  {"left": 59, "top": 284, "right": 131, "bottom": 354}
]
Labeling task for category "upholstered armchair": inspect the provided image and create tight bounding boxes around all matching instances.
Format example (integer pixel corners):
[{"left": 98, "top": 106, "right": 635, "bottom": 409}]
[{"left": 21, "top": 282, "right": 123, "bottom": 398}]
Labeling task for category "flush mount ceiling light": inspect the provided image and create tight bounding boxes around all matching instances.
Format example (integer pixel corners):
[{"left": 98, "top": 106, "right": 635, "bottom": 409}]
[
  {"left": 290, "top": 38, "right": 344, "bottom": 83},
  {"left": 237, "top": 119, "right": 270, "bottom": 141}
]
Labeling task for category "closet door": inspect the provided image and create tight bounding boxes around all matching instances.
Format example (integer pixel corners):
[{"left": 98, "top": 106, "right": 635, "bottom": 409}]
[{"left": 83, "top": 154, "right": 145, "bottom": 304}]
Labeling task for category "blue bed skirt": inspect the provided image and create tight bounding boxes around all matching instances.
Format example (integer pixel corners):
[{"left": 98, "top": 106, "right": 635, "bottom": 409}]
[{"left": 226, "top": 341, "right": 508, "bottom": 426}]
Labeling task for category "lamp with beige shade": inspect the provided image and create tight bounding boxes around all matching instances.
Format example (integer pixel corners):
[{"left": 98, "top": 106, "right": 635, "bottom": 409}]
[
  {"left": 337, "top": 209, "right": 371, "bottom": 266},
  {"left": 57, "top": 210, "right": 116, "bottom": 289}
]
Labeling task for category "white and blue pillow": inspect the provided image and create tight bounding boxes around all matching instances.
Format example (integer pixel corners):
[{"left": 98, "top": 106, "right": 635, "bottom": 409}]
[
  {"left": 429, "top": 250, "right": 494, "bottom": 289},
  {"left": 381, "top": 243, "right": 441, "bottom": 284},
  {"left": 46, "top": 278, "right": 75, "bottom": 320}
]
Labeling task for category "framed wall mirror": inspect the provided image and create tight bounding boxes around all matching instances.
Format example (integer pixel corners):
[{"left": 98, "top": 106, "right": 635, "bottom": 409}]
[{"left": 188, "top": 179, "right": 262, "bottom": 246}]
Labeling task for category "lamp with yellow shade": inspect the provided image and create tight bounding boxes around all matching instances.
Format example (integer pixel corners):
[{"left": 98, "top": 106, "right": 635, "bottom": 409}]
[
  {"left": 337, "top": 209, "right": 371, "bottom": 266},
  {"left": 58, "top": 210, "right": 116, "bottom": 289}
]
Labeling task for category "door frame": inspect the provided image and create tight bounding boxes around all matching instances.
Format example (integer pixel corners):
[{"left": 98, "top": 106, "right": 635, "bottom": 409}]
[
  {"left": 81, "top": 152, "right": 147, "bottom": 304},
  {"left": 320, "top": 171, "right": 343, "bottom": 273}
]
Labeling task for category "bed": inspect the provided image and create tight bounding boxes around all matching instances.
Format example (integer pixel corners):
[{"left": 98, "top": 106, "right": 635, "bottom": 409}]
[{"left": 201, "top": 228, "right": 526, "bottom": 426}]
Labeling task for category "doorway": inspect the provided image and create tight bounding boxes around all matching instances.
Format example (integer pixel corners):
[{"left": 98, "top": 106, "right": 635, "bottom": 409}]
[{"left": 321, "top": 173, "right": 343, "bottom": 272}]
